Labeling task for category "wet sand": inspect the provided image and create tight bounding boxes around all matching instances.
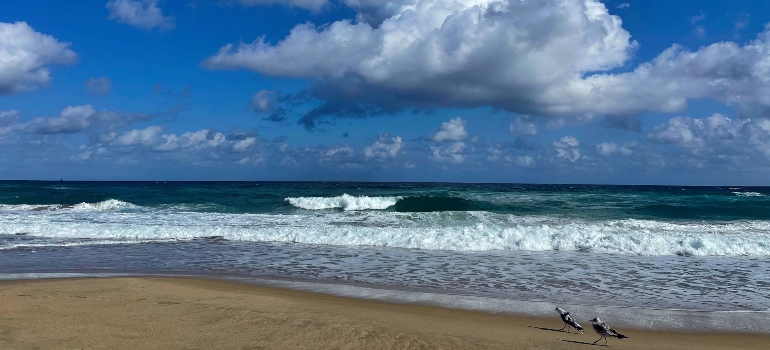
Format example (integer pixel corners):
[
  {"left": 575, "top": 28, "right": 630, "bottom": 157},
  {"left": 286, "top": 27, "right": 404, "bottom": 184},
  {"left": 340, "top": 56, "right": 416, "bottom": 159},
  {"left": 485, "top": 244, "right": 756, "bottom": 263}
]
[{"left": 0, "top": 277, "right": 767, "bottom": 349}]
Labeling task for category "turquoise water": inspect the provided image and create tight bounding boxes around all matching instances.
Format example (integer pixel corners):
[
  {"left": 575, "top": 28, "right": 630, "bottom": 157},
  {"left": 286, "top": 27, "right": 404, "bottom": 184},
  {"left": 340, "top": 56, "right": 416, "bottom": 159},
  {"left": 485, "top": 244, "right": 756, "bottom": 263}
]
[{"left": 1, "top": 181, "right": 769, "bottom": 331}]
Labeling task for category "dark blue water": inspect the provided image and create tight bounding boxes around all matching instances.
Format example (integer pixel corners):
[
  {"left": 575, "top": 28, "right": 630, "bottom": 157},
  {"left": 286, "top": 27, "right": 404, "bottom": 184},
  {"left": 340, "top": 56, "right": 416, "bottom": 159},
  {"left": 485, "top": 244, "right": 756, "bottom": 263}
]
[{"left": 2, "top": 181, "right": 769, "bottom": 220}]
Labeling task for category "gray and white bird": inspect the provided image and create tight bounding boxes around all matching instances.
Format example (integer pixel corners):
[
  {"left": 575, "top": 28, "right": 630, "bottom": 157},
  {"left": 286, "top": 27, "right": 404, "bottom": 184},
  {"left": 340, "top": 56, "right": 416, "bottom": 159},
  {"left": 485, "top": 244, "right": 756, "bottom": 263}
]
[
  {"left": 589, "top": 317, "right": 628, "bottom": 346},
  {"left": 555, "top": 307, "right": 583, "bottom": 333}
]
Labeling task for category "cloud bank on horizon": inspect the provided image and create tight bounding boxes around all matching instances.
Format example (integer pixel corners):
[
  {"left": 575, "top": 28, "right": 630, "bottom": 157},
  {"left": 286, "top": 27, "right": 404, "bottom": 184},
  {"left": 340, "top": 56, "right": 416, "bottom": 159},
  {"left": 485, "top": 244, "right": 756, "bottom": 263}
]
[{"left": 1, "top": 0, "right": 770, "bottom": 184}]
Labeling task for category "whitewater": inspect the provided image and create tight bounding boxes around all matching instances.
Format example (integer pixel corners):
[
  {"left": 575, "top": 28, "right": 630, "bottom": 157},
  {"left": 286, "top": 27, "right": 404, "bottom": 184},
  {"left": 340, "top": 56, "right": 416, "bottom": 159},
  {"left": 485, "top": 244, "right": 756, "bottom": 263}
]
[
  {"left": 3, "top": 203, "right": 770, "bottom": 256},
  {"left": 286, "top": 193, "right": 401, "bottom": 210},
  {"left": 2, "top": 181, "right": 770, "bottom": 332}
]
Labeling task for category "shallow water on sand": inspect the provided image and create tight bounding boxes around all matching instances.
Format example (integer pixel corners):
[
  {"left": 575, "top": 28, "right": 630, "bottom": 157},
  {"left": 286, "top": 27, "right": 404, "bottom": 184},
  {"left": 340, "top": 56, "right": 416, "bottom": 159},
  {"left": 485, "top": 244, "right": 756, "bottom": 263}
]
[{"left": 2, "top": 238, "right": 768, "bottom": 313}]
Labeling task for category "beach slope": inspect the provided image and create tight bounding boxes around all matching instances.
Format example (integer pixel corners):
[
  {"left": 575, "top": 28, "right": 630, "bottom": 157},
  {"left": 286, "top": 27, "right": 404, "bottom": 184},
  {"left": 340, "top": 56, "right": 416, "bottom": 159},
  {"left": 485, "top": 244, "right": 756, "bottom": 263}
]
[{"left": 0, "top": 277, "right": 766, "bottom": 349}]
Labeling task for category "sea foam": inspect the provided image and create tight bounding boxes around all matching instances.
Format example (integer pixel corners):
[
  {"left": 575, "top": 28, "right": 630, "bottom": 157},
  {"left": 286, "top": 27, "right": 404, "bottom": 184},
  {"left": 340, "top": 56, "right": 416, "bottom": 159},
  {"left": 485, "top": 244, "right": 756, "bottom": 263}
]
[
  {"left": 2, "top": 210, "right": 770, "bottom": 256},
  {"left": 0, "top": 239, "right": 173, "bottom": 251},
  {"left": 286, "top": 194, "right": 400, "bottom": 211}
]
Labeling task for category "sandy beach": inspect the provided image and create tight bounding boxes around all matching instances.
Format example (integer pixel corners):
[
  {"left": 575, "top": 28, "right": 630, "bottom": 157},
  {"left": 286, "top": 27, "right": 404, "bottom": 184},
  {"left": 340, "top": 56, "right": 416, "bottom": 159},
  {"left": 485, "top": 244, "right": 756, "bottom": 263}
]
[{"left": 0, "top": 277, "right": 766, "bottom": 349}]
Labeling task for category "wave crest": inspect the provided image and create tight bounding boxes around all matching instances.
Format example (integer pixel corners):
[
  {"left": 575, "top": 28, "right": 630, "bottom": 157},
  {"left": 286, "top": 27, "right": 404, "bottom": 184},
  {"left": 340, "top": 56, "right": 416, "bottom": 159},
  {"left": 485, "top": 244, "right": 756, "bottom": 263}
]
[
  {"left": 72, "top": 199, "right": 137, "bottom": 211},
  {"left": 0, "top": 199, "right": 138, "bottom": 212},
  {"left": 733, "top": 192, "right": 765, "bottom": 197},
  {"left": 286, "top": 194, "right": 400, "bottom": 211}
]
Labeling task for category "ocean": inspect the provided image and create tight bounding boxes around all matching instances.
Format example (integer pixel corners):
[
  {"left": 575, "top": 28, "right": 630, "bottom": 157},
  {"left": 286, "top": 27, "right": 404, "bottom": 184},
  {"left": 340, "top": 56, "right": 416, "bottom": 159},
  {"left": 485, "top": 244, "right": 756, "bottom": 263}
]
[{"left": 1, "top": 181, "right": 769, "bottom": 332}]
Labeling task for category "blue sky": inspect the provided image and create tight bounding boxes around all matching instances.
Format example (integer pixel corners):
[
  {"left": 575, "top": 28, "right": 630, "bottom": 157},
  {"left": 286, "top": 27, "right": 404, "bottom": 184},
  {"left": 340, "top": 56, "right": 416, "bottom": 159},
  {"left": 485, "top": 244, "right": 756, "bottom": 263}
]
[{"left": 2, "top": 0, "right": 770, "bottom": 184}]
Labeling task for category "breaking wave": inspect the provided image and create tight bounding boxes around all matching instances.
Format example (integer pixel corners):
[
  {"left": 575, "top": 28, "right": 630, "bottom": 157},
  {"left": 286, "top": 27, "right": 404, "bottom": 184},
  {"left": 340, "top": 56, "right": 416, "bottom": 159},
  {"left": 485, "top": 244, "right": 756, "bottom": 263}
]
[
  {"left": 285, "top": 194, "right": 483, "bottom": 212},
  {"left": 286, "top": 194, "right": 401, "bottom": 211},
  {"left": 733, "top": 192, "right": 765, "bottom": 197},
  {"left": 2, "top": 210, "right": 770, "bottom": 256},
  {"left": 72, "top": 199, "right": 138, "bottom": 211},
  {"left": 0, "top": 199, "right": 138, "bottom": 212}
]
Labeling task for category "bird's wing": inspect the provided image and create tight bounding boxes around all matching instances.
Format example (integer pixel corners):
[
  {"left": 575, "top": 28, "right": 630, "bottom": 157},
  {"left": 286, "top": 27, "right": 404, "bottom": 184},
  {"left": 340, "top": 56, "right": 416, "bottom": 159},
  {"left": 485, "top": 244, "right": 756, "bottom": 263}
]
[
  {"left": 592, "top": 322, "right": 609, "bottom": 334},
  {"left": 564, "top": 314, "right": 581, "bottom": 328},
  {"left": 608, "top": 328, "right": 627, "bottom": 338}
]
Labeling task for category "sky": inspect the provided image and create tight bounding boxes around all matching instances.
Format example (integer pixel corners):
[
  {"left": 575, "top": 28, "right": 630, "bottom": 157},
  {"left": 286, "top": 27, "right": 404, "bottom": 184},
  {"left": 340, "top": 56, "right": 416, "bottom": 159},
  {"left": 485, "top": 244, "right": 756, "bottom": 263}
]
[{"left": 2, "top": 0, "right": 770, "bottom": 184}]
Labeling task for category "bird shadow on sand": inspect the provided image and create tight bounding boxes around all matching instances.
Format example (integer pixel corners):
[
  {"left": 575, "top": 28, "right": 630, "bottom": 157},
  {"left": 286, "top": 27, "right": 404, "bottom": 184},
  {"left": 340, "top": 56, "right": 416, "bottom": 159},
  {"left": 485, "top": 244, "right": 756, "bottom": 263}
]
[
  {"left": 560, "top": 339, "right": 602, "bottom": 346},
  {"left": 527, "top": 326, "right": 568, "bottom": 333}
]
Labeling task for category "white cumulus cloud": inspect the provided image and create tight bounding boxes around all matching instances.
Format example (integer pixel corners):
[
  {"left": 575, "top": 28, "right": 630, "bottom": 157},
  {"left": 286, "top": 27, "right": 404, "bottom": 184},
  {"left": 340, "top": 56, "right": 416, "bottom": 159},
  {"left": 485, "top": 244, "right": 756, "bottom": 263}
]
[
  {"left": 204, "top": 0, "right": 637, "bottom": 119},
  {"left": 648, "top": 114, "right": 744, "bottom": 148},
  {"left": 553, "top": 135, "right": 580, "bottom": 162},
  {"left": 110, "top": 126, "right": 165, "bottom": 147},
  {"left": 21, "top": 105, "right": 165, "bottom": 134},
  {"left": 326, "top": 145, "right": 354, "bottom": 156},
  {"left": 645, "top": 113, "right": 770, "bottom": 169},
  {"left": 99, "top": 127, "right": 237, "bottom": 153},
  {"left": 564, "top": 26, "right": 770, "bottom": 116},
  {"left": 0, "top": 22, "right": 77, "bottom": 95},
  {"left": 432, "top": 117, "right": 468, "bottom": 142},
  {"left": 106, "top": 0, "right": 175, "bottom": 30},
  {"left": 363, "top": 133, "right": 403, "bottom": 159},
  {"left": 205, "top": 1, "right": 770, "bottom": 125},
  {"left": 509, "top": 117, "right": 538, "bottom": 136},
  {"left": 233, "top": 137, "right": 257, "bottom": 151},
  {"left": 596, "top": 142, "right": 633, "bottom": 157},
  {"left": 513, "top": 155, "right": 534, "bottom": 167},
  {"left": 430, "top": 142, "right": 466, "bottom": 163}
]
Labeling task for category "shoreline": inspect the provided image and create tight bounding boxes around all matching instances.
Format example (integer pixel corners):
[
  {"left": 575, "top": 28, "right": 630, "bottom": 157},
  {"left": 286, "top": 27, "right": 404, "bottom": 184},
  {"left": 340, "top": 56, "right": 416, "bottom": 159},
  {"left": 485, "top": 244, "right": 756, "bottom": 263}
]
[
  {"left": 1, "top": 277, "right": 768, "bottom": 349},
  {"left": 2, "top": 273, "right": 769, "bottom": 334},
  {"left": 234, "top": 275, "right": 770, "bottom": 333}
]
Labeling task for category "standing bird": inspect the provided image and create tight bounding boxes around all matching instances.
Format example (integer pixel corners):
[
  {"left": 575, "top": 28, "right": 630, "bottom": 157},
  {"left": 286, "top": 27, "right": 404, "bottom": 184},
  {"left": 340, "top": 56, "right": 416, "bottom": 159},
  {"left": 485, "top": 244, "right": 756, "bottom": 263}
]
[
  {"left": 555, "top": 307, "right": 584, "bottom": 333},
  {"left": 589, "top": 317, "right": 628, "bottom": 346}
]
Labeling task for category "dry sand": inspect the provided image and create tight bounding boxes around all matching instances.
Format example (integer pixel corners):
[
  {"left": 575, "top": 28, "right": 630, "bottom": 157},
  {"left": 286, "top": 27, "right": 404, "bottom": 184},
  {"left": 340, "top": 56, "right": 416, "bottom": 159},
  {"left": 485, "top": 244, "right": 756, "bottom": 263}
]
[{"left": 0, "top": 277, "right": 767, "bottom": 349}]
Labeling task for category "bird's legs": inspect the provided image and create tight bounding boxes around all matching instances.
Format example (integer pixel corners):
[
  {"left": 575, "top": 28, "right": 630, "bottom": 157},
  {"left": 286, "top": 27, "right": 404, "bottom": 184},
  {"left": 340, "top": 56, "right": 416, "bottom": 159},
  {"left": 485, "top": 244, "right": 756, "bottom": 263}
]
[
  {"left": 593, "top": 336, "right": 603, "bottom": 345},
  {"left": 560, "top": 324, "right": 568, "bottom": 332}
]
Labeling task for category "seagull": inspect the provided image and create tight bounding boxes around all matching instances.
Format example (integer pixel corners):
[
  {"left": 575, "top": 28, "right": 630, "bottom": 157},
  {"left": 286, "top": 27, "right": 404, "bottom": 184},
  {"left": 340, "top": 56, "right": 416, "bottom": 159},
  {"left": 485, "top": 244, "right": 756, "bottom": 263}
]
[
  {"left": 589, "top": 317, "right": 628, "bottom": 346},
  {"left": 555, "top": 307, "right": 583, "bottom": 333}
]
